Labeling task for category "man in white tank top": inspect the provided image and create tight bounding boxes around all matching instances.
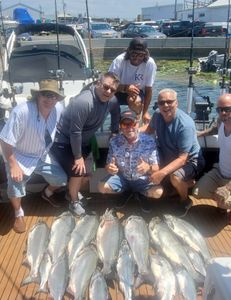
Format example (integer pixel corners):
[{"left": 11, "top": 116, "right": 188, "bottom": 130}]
[{"left": 193, "top": 93, "right": 231, "bottom": 225}]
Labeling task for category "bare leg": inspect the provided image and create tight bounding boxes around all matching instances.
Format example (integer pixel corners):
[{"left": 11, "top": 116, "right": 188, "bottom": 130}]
[
  {"left": 98, "top": 182, "right": 117, "bottom": 194},
  {"left": 11, "top": 197, "right": 22, "bottom": 212},
  {"left": 170, "top": 174, "right": 189, "bottom": 201},
  {"left": 69, "top": 177, "right": 83, "bottom": 202},
  {"left": 146, "top": 185, "right": 164, "bottom": 199}
]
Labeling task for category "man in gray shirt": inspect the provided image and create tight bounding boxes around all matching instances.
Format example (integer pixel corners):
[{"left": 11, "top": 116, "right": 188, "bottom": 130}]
[{"left": 51, "top": 72, "right": 120, "bottom": 215}]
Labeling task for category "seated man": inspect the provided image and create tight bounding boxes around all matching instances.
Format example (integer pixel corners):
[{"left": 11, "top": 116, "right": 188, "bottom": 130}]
[
  {"left": 98, "top": 110, "right": 163, "bottom": 213},
  {"left": 145, "top": 88, "right": 205, "bottom": 216},
  {"left": 193, "top": 93, "right": 231, "bottom": 224},
  {"left": 0, "top": 79, "right": 67, "bottom": 233}
]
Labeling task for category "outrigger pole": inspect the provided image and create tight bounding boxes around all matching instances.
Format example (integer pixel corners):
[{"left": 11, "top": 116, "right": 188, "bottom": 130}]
[
  {"left": 85, "top": 0, "right": 94, "bottom": 70},
  {"left": 186, "top": 0, "right": 197, "bottom": 114},
  {"left": 220, "top": 0, "right": 231, "bottom": 94}
]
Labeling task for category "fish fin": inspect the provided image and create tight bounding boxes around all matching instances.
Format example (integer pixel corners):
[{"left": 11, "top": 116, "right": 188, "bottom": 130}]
[
  {"left": 21, "top": 258, "right": 30, "bottom": 268},
  {"left": 34, "top": 286, "right": 48, "bottom": 295},
  {"left": 134, "top": 274, "right": 144, "bottom": 289},
  {"left": 21, "top": 275, "right": 33, "bottom": 287}
]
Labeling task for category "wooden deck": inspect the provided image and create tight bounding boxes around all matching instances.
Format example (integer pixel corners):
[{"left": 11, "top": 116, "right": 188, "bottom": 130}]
[{"left": 0, "top": 192, "right": 231, "bottom": 300}]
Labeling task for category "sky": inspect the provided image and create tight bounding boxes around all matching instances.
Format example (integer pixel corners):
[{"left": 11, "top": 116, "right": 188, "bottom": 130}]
[{"left": 3, "top": 0, "right": 182, "bottom": 20}]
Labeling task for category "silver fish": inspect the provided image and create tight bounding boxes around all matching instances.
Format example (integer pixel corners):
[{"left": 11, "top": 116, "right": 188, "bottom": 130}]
[
  {"left": 68, "top": 214, "right": 99, "bottom": 268},
  {"left": 176, "top": 268, "right": 197, "bottom": 300},
  {"left": 185, "top": 245, "right": 206, "bottom": 284},
  {"left": 164, "top": 214, "right": 211, "bottom": 263},
  {"left": 116, "top": 239, "right": 136, "bottom": 300},
  {"left": 150, "top": 253, "right": 176, "bottom": 300},
  {"left": 96, "top": 208, "right": 122, "bottom": 276},
  {"left": 48, "top": 251, "right": 69, "bottom": 300},
  {"left": 21, "top": 220, "right": 50, "bottom": 286},
  {"left": 68, "top": 245, "right": 98, "bottom": 300},
  {"left": 35, "top": 251, "right": 52, "bottom": 294},
  {"left": 124, "top": 215, "right": 150, "bottom": 276},
  {"left": 149, "top": 217, "right": 199, "bottom": 281},
  {"left": 89, "top": 269, "right": 109, "bottom": 300},
  {"left": 48, "top": 212, "right": 75, "bottom": 263}
]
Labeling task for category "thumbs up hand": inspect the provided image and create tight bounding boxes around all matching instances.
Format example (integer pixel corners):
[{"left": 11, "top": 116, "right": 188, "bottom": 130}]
[
  {"left": 106, "top": 156, "right": 119, "bottom": 175},
  {"left": 136, "top": 158, "right": 150, "bottom": 175}
]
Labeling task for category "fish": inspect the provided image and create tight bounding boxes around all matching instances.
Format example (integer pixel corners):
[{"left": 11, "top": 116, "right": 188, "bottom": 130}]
[
  {"left": 35, "top": 251, "right": 52, "bottom": 294},
  {"left": 48, "top": 212, "right": 75, "bottom": 263},
  {"left": 176, "top": 268, "right": 197, "bottom": 300},
  {"left": 68, "top": 214, "right": 99, "bottom": 268},
  {"left": 116, "top": 239, "right": 136, "bottom": 300},
  {"left": 149, "top": 217, "right": 200, "bottom": 282},
  {"left": 124, "top": 215, "right": 150, "bottom": 277},
  {"left": 68, "top": 245, "right": 98, "bottom": 300},
  {"left": 150, "top": 253, "right": 176, "bottom": 300},
  {"left": 96, "top": 208, "right": 122, "bottom": 276},
  {"left": 48, "top": 251, "right": 69, "bottom": 300},
  {"left": 21, "top": 220, "right": 50, "bottom": 286},
  {"left": 89, "top": 269, "right": 110, "bottom": 300},
  {"left": 184, "top": 245, "right": 206, "bottom": 284},
  {"left": 163, "top": 214, "right": 211, "bottom": 263}
]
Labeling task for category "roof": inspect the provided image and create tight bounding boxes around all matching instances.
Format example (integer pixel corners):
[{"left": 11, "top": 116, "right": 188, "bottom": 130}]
[{"left": 208, "top": 0, "right": 230, "bottom": 8}]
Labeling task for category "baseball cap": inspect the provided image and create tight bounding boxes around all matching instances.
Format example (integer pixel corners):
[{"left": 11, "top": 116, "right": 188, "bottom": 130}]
[
  {"left": 128, "top": 38, "right": 147, "bottom": 52},
  {"left": 120, "top": 110, "right": 138, "bottom": 122}
]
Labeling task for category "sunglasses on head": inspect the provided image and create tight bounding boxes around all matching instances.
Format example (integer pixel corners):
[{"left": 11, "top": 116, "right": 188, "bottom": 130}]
[
  {"left": 120, "top": 120, "right": 137, "bottom": 129},
  {"left": 130, "top": 51, "right": 146, "bottom": 58},
  {"left": 216, "top": 106, "right": 231, "bottom": 113},
  {"left": 101, "top": 83, "right": 117, "bottom": 94},
  {"left": 158, "top": 99, "right": 176, "bottom": 106},
  {"left": 40, "top": 91, "right": 58, "bottom": 99}
]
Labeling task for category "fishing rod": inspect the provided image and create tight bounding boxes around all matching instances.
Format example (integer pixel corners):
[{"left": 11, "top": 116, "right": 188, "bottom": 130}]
[
  {"left": 219, "top": 0, "right": 231, "bottom": 94},
  {"left": 54, "top": 0, "right": 64, "bottom": 92},
  {"left": 85, "top": 0, "right": 95, "bottom": 72},
  {"left": 186, "top": 0, "right": 197, "bottom": 115}
]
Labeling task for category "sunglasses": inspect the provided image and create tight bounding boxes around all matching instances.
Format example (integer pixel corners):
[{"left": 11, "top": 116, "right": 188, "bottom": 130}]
[
  {"left": 120, "top": 121, "right": 137, "bottom": 129},
  {"left": 130, "top": 52, "right": 146, "bottom": 58},
  {"left": 101, "top": 83, "right": 117, "bottom": 94},
  {"left": 40, "top": 91, "right": 58, "bottom": 99},
  {"left": 216, "top": 106, "right": 231, "bottom": 113},
  {"left": 158, "top": 99, "right": 176, "bottom": 106}
]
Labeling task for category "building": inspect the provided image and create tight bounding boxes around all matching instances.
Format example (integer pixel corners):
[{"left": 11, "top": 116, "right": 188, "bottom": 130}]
[{"left": 141, "top": 0, "right": 231, "bottom": 22}]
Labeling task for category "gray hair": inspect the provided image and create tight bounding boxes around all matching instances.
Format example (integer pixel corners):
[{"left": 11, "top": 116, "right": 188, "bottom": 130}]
[
  {"left": 99, "top": 71, "right": 120, "bottom": 85},
  {"left": 158, "top": 88, "right": 177, "bottom": 100}
]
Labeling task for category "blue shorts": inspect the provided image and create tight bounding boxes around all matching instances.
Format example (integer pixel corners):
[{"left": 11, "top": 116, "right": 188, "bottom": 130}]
[
  {"left": 5, "top": 159, "right": 67, "bottom": 198},
  {"left": 103, "top": 173, "right": 154, "bottom": 193}
]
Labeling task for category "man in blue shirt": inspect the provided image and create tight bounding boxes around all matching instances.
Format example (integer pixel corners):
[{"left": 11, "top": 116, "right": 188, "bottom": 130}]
[
  {"left": 98, "top": 110, "right": 163, "bottom": 212},
  {"left": 145, "top": 88, "right": 205, "bottom": 215}
]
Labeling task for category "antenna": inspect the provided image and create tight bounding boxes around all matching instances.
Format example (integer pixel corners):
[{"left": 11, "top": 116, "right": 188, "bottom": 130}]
[
  {"left": 219, "top": 0, "right": 231, "bottom": 94},
  {"left": 54, "top": 0, "right": 63, "bottom": 92},
  {"left": 85, "top": 0, "right": 94, "bottom": 70}
]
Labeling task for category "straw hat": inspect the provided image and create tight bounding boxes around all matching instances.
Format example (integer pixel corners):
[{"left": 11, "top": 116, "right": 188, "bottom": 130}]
[{"left": 30, "top": 79, "right": 65, "bottom": 101}]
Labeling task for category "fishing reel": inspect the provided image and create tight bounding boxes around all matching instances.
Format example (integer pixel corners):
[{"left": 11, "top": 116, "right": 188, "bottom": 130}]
[
  {"left": 186, "top": 66, "right": 197, "bottom": 75},
  {"left": 193, "top": 96, "right": 213, "bottom": 122}
]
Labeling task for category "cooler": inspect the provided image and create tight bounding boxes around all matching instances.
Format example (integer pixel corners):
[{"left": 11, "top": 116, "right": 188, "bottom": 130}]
[{"left": 203, "top": 257, "right": 231, "bottom": 300}]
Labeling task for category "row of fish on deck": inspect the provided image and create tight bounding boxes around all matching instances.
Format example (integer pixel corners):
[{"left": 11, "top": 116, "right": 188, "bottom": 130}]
[{"left": 21, "top": 208, "right": 211, "bottom": 300}]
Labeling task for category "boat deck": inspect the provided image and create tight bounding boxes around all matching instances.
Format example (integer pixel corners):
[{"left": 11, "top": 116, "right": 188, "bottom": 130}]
[{"left": 0, "top": 192, "right": 231, "bottom": 300}]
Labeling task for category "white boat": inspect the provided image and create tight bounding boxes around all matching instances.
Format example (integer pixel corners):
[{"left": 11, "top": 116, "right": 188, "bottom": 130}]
[{"left": 0, "top": 23, "right": 95, "bottom": 113}]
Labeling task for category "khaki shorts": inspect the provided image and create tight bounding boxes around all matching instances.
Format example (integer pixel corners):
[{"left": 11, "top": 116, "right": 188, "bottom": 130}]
[{"left": 192, "top": 163, "right": 231, "bottom": 199}]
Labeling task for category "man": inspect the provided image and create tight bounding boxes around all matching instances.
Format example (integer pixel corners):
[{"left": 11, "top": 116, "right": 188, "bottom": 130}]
[
  {"left": 0, "top": 79, "right": 67, "bottom": 233},
  {"left": 109, "top": 37, "right": 157, "bottom": 124},
  {"left": 193, "top": 93, "right": 231, "bottom": 224},
  {"left": 145, "top": 88, "right": 205, "bottom": 215},
  {"left": 51, "top": 72, "right": 120, "bottom": 215},
  {"left": 98, "top": 110, "right": 163, "bottom": 213}
]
